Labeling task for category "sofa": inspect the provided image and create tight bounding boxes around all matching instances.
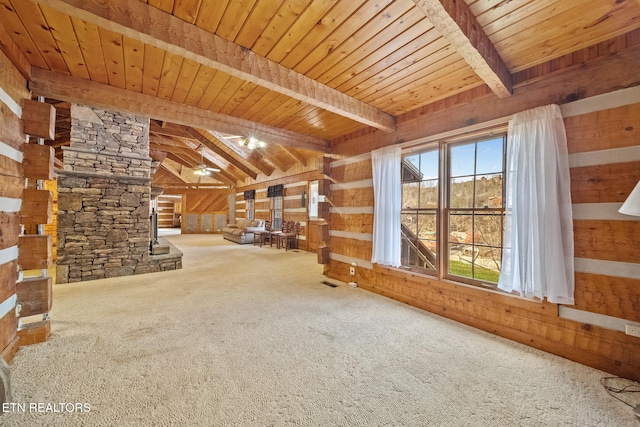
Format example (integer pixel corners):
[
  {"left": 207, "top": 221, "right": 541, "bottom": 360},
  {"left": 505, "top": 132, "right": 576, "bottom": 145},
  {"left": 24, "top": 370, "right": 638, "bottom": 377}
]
[{"left": 222, "top": 219, "right": 266, "bottom": 244}]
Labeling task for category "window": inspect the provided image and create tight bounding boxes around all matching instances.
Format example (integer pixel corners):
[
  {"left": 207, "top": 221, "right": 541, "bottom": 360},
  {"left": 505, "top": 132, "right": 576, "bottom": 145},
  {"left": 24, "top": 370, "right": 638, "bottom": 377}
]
[
  {"left": 246, "top": 199, "right": 254, "bottom": 220},
  {"left": 400, "top": 134, "right": 506, "bottom": 289},
  {"left": 401, "top": 148, "right": 439, "bottom": 274},
  {"left": 271, "top": 196, "right": 282, "bottom": 230}
]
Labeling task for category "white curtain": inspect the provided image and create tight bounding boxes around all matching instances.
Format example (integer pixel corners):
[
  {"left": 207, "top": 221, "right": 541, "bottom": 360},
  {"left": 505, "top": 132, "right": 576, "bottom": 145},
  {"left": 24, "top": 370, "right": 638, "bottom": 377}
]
[
  {"left": 498, "top": 104, "right": 575, "bottom": 304},
  {"left": 371, "top": 145, "right": 401, "bottom": 267}
]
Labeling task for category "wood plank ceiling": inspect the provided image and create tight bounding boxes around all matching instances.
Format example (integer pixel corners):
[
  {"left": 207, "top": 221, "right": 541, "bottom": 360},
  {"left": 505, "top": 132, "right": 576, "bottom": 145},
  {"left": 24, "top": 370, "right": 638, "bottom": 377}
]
[{"left": 1, "top": 0, "right": 639, "bottom": 188}]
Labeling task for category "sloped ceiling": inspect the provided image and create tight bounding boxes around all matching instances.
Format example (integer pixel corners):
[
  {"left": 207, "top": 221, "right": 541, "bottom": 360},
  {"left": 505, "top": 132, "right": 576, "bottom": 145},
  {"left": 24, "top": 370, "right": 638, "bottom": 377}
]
[{"left": 2, "top": 0, "right": 639, "bottom": 187}]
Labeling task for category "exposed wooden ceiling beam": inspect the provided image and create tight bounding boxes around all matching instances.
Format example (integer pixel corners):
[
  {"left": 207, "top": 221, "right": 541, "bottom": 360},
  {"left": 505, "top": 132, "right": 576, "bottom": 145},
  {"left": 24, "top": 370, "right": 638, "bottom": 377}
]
[
  {"left": 30, "top": 67, "right": 329, "bottom": 153},
  {"left": 280, "top": 145, "right": 308, "bottom": 167},
  {"left": 246, "top": 151, "right": 276, "bottom": 177},
  {"left": 179, "top": 139, "right": 248, "bottom": 183},
  {"left": 150, "top": 134, "right": 246, "bottom": 182},
  {"left": 157, "top": 160, "right": 191, "bottom": 184},
  {"left": 184, "top": 128, "right": 258, "bottom": 180},
  {"left": 255, "top": 147, "right": 292, "bottom": 173},
  {"left": 412, "top": 0, "right": 512, "bottom": 98},
  {"left": 32, "top": 0, "right": 396, "bottom": 132}
]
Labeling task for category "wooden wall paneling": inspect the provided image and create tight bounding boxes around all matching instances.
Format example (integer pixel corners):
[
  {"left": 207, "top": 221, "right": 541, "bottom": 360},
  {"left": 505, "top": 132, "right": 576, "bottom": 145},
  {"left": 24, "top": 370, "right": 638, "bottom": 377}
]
[
  {"left": 0, "top": 46, "right": 26, "bottom": 364},
  {"left": 0, "top": 212, "right": 20, "bottom": 250},
  {"left": 565, "top": 103, "right": 640, "bottom": 154},
  {"left": 17, "top": 235, "right": 52, "bottom": 270},
  {"left": 16, "top": 276, "right": 52, "bottom": 318},
  {"left": 329, "top": 235, "right": 372, "bottom": 261},
  {"left": 0, "top": 176, "right": 23, "bottom": 199},
  {"left": 570, "top": 162, "right": 640, "bottom": 204},
  {"left": 331, "top": 160, "right": 372, "bottom": 183},
  {"left": 23, "top": 144, "right": 55, "bottom": 180},
  {"left": 0, "top": 107, "right": 26, "bottom": 151},
  {"left": 574, "top": 220, "right": 640, "bottom": 263},
  {"left": 573, "top": 272, "right": 640, "bottom": 322},
  {"left": 0, "top": 261, "right": 17, "bottom": 304},
  {"left": 330, "top": 213, "right": 374, "bottom": 234},
  {"left": 342, "top": 264, "right": 640, "bottom": 380},
  {"left": 330, "top": 187, "right": 374, "bottom": 207},
  {"left": 0, "top": 154, "right": 22, "bottom": 178},
  {"left": 19, "top": 188, "right": 52, "bottom": 225},
  {"left": 0, "top": 309, "right": 18, "bottom": 362}
]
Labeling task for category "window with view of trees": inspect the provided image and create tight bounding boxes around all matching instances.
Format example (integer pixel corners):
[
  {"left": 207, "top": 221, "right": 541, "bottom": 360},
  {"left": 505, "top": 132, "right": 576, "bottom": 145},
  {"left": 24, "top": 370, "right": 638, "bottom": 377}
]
[{"left": 400, "top": 134, "right": 506, "bottom": 289}]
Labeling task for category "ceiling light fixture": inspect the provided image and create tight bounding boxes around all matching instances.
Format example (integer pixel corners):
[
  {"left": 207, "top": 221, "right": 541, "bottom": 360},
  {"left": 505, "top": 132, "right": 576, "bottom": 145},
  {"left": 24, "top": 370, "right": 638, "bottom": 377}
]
[
  {"left": 239, "top": 137, "right": 266, "bottom": 150},
  {"left": 193, "top": 147, "right": 220, "bottom": 175}
]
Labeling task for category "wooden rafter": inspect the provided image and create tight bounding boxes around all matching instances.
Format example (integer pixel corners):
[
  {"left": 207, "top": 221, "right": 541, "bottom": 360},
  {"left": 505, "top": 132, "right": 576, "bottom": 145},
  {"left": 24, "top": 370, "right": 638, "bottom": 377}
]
[
  {"left": 29, "top": 67, "right": 330, "bottom": 152},
  {"left": 412, "top": 0, "right": 512, "bottom": 98},
  {"left": 255, "top": 147, "right": 292, "bottom": 173},
  {"left": 280, "top": 145, "right": 307, "bottom": 167},
  {"left": 32, "top": 0, "right": 397, "bottom": 132},
  {"left": 184, "top": 128, "right": 258, "bottom": 180}
]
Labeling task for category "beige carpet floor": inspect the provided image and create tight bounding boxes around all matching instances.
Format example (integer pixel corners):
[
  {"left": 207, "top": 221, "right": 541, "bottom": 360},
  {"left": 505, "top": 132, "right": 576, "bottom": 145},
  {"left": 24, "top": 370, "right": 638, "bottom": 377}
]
[{"left": 4, "top": 233, "right": 639, "bottom": 426}]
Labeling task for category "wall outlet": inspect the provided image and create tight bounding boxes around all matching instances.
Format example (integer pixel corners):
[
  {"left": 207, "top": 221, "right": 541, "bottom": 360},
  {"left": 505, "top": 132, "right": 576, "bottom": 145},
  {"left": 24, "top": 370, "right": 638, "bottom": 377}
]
[
  {"left": 625, "top": 324, "right": 640, "bottom": 338},
  {"left": 349, "top": 266, "right": 355, "bottom": 276}
]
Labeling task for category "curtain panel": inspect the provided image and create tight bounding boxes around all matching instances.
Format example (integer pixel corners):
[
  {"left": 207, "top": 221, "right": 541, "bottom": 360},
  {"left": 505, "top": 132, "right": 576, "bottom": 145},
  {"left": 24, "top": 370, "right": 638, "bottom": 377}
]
[
  {"left": 243, "top": 190, "right": 255, "bottom": 200},
  {"left": 371, "top": 145, "right": 402, "bottom": 267},
  {"left": 267, "top": 184, "right": 283, "bottom": 198},
  {"left": 498, "top": 104, "right": 575, "bottom": 304}
]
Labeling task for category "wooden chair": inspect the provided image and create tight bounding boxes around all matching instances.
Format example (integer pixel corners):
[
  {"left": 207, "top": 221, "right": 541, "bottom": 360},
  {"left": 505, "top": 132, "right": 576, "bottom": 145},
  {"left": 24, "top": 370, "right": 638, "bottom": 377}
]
[
  {"left": 268, "top": 220, "right": 283, "bottom": 247},
  {"left": 254, "top": 220, "right": 271, "bottom": 247},
  {"left": 278, "top": 221, "right": 300, "bottom": 251}
]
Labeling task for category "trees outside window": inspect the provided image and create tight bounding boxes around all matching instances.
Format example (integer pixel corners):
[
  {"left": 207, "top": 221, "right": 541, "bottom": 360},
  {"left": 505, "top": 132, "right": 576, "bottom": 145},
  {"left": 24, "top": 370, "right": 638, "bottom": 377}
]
[{"left": 400, "top": 134, "right": 506, "bottom": 288}]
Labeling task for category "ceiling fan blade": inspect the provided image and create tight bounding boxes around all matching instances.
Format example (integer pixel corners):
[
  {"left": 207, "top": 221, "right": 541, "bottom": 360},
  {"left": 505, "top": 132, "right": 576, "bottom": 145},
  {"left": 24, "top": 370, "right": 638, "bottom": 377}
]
[{"left": 205, "top": 167, "right": 220, "bottom": 172}]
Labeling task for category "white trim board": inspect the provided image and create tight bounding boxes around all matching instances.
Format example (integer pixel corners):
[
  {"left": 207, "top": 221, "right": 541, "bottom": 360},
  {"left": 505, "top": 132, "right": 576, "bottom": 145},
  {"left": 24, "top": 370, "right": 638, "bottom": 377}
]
[
  {"left": 572, "top": 203, "right": 639, "bottom": 221},
  {"left": 331, "top": 152, "right": 371, "bottom": 168},
  {"left": 0, "top": 86, "right": 22, "bottom": 117},
  {"left": 0, "top": 294, "right": 16, "bottom": 320},
  {"left": 329, "top": 252, "right": 373, "bottom": 270},
  {"left": 0, "top": 197, "right": 22, "bottom": 213},
  {"left": 568, "top": 145, "right": 640, "bottom": 168},
  {"left": 329, "top": 230, "right": 373, "bottom": 241},
  {"left": 574, "top": 258, "right": 640, "bottom": 279},
  {"left": 559, "top": 306, "right": 640, "bottom": 333},
  {"left": 0, "top": 141, "right": 23, "bottom": 162},
  {"left": 329, "top": 206, "right": 374, "bottom": 214},
  {"left": 331, "top": 179, "right": 373, "bottom": 190},
  {"left": 0, "top": 246, "right": 18, "bottom": 265},
  {"left": 560, "top": 85, "right": 640, "bottom": 118}
]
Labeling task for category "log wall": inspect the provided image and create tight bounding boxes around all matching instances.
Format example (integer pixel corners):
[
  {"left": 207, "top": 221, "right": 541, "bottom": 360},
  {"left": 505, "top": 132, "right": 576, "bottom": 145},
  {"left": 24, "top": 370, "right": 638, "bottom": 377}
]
[
  {"left": 0, "top": 48, "right": 28, "bottom": 362},
  {"left": 236, "top": 163, "right": 327, "bottom": 252},
  {"left": 325, "top": 45, "right": 640, "bottom": 381}
]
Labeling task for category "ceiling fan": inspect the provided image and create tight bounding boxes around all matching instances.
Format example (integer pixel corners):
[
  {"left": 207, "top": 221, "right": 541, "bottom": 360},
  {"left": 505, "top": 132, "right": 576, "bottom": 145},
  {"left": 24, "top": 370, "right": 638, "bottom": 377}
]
[{"left": 193, "top": 147, "right": 220, "bottom": 176}]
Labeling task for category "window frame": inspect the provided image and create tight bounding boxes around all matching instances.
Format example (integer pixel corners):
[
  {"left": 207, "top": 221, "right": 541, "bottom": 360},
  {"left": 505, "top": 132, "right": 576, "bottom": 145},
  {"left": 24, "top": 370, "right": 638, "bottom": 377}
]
[{"left": 399, "top": 130, "right": 507, "bottom": 291}]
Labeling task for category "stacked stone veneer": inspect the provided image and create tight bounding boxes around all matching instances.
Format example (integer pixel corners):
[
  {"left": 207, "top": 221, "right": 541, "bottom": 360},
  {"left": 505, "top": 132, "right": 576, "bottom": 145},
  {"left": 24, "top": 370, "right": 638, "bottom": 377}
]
[{"left": 56, "top": 105, "right": 181, "bottom": 284}]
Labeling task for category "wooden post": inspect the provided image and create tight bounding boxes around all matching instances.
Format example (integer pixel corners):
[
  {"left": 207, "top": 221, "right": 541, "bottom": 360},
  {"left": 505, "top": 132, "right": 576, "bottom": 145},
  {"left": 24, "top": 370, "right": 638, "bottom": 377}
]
[
  {"left": 19, "top": 189, "right": 52, "bottom": 225},
  {"left": 17, "top": 235, "right": 52, "bottom": 270},
  {"left": 21, "top": 100, "right": 55, "bottom": 140},
  {"left": 23, "top": 144, "right": 55, "bottom": 180},
  {"left": 16, "top": 277, "right": 52, "bottom": 318}
]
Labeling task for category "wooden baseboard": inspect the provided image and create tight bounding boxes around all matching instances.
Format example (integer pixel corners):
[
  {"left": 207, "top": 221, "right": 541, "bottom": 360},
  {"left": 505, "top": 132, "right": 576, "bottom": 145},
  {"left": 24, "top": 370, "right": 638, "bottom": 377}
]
[{"left": 17, "top": 319, "right": 51, "bottom": 346}]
